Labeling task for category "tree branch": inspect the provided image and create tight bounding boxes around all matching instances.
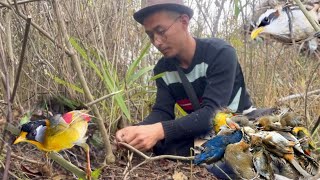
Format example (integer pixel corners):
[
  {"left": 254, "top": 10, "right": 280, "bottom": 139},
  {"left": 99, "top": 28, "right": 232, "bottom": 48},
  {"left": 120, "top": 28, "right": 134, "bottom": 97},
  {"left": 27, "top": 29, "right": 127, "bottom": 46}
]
[
  {"left": 51, "top": 0, "right": 115, "bottom": 163},
  {"left": 0, "top": 0, "right": 43, "bottom": 8}
]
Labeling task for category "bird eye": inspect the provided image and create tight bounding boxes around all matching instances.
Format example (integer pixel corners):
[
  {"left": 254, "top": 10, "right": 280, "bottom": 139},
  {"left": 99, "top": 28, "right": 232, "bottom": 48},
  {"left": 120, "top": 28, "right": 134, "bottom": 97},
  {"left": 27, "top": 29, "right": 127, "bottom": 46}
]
[
  {"left": 264, "top": 17, "right": 269, "bottom": 22},
  {"left": 32, "top": 131, "right": 37, "bottom": 137}
]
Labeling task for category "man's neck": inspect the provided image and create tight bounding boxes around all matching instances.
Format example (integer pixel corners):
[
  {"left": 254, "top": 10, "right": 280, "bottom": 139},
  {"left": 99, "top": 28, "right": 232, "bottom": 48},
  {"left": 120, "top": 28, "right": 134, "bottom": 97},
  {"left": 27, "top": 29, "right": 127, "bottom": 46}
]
[{"left": 176, "top": 36, "right": 196, "bottom": 69}]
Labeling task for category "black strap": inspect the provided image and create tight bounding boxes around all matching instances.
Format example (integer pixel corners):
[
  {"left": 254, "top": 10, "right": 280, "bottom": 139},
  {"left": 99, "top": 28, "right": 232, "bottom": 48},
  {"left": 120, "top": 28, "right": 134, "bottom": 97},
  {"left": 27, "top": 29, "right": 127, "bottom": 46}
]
[{"left": 175, "top": 64, "right": 201, "bottom": 110}]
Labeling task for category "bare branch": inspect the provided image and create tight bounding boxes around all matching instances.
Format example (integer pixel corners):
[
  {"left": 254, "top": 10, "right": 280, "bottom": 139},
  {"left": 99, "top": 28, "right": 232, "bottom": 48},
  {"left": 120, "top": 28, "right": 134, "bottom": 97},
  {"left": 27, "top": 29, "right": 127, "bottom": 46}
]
[{"left": 0, "top": 0, "right": 43, "bottom": 8}]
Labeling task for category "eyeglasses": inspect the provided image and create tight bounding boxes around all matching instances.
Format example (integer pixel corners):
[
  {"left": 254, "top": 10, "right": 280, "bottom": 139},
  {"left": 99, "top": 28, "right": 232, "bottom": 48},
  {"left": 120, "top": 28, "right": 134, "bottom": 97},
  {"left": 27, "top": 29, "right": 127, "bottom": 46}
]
[{"left": 146, "top": 16, "right": 181, "bottom": 42}]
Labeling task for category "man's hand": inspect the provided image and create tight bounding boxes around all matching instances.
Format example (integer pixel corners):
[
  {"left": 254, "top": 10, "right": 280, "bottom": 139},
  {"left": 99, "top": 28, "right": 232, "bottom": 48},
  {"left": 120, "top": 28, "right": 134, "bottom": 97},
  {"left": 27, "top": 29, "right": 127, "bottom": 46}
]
[{"left": 115, "top": 123, "right": 165, "bottom": 151}]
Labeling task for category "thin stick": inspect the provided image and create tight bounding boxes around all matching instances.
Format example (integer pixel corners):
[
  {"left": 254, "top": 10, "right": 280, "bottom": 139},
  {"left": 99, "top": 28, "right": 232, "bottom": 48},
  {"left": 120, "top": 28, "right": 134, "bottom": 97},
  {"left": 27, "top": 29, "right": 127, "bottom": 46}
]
[
  {"left": 277, "top": 89, "right": 320, "bottom": 102},
  {"left": 0, "top": 0, "right": 42, "bottom": 8},
  {"left": 10, "top": 17, "right": 31, "bottom": 103},
  {"left": 85, "top": 90, "right": 122, "bottom": 107},
  {"left": 311, "top": 116, "right": 320, "bottom": 136},
  {"left": 119, "top": 142, "right": 194, "bottom": 161},
  {"left": 2, "top": 149, "right": 41, "bottom": 164},
  {"left": 304, "top": 52, "right": 320, "bottom": 126},
  {"left": 292, "top": 0, "right": 320, "bottom": 31},
  {"left": 0, "top": 1, "right": 72, "bottom": 55}
]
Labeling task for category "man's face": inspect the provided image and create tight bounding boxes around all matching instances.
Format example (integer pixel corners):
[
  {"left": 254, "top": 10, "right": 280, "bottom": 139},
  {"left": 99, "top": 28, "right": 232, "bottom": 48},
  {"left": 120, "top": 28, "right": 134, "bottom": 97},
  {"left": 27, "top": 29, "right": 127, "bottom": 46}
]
[{"left": 143, "top": 11, "right": 187, "bottom": 58}]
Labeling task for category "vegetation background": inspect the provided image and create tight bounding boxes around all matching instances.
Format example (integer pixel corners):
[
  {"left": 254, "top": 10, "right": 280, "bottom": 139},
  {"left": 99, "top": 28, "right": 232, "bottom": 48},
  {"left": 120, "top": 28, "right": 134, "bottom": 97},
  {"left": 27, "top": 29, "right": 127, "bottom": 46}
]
[{"left": 0, "top": 0, "right": 319, "bottom": 179}]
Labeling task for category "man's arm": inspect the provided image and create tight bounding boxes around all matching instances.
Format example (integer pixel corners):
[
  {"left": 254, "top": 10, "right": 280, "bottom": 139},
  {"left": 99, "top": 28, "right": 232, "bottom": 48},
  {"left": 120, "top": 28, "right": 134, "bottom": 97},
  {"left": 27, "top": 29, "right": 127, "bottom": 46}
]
[
  {"left": 116, "top": 68, "right": 175, "bottom": 151},
  {"left": 138, "top": 70, "right": 176, "bottom": 125},
  {"left": 161, "top": 45, "right": 238, "bottom": 143}
]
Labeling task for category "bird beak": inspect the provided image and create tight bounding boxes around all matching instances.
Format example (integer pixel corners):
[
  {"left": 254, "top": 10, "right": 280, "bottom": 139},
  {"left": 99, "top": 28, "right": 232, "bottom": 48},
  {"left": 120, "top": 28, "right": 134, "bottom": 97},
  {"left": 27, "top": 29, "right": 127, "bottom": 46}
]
[
  {"left": 251, "top": 27, "right": 265, "bottom": 40},
  {"left": 13, "top": 131, "right": 27, "bottom": 144}
]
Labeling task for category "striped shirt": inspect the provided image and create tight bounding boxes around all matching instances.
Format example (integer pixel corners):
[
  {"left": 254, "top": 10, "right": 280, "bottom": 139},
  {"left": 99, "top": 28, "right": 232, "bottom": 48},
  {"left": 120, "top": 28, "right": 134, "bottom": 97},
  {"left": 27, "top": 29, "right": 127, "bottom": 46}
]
[{"left": 139, "top": 38, "right": 252, "bottom": 153}]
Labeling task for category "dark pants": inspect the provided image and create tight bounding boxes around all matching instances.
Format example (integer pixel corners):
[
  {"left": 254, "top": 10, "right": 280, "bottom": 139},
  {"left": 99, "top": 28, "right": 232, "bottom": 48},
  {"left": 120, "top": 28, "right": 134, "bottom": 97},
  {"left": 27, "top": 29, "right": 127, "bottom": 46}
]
[{"left": 153, "top": 138, "right": 194, "bottom": 156}]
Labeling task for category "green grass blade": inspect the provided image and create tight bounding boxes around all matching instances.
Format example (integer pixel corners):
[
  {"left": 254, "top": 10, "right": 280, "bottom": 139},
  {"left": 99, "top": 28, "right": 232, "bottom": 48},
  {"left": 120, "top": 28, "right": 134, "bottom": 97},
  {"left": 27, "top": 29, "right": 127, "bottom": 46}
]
[
  {"left": 69, "top": 37, "right": 103, "bottom": 80},
  {"left": 48, "top": 73, "right": 84, "bottom": 93},
  {"left": 125, "top": 42, "right": 151, "bottom": 82},
  {"left": 127, "top": 65, "right": 154, "bottom": 86},
  {"left": 149, "top": 72, "right": 164, "bottom": 81}
]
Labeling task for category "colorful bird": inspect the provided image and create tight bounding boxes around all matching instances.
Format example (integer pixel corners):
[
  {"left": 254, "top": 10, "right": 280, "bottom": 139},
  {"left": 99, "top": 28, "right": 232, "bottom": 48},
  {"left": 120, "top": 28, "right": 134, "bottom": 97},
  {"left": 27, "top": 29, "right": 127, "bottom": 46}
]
[
  {"left": 14, "top": 110, "right": 92, "bottom": 179},
  {"left": 224, "top": 141, "right": 256, "bottom": 179},
  {"left": 213, "top": 111, "right": 233, "bottom": 134},
  {"left": 251, "top": 4, "right": 319, "bottom": 43},
  {"left": 193, "top": 130, "right": 243, "bottom": 165},
  {"left": 292, "top": 126, "right": 316, "bottom": 156}
]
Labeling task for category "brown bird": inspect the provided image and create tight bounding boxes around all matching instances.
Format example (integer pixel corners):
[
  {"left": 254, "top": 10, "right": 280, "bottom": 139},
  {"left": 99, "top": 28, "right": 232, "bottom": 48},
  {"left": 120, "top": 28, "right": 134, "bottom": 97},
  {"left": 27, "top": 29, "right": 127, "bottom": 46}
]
[
  {"left": 251, "top": 135, "right": 275, "bottom": 180},
  {"left": 262, "top": 131, "right": 312, "bottom": 177},
  {"left": 280, "top": 112, "right": 305, "bottom": 127},
  {"left": 256, "top": 116, "right": 292, "bottom": 131},
  {"left": 224, "top": 141, "right": 257, "bottom": 179},
  {"left": 269, "top": 153, "right": 301, "bottom": 179}
]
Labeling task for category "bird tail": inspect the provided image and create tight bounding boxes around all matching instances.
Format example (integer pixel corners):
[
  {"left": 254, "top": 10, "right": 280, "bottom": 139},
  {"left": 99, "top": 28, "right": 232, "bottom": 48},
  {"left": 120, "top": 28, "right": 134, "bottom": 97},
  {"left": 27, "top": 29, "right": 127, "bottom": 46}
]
[{"left": 289, "top": 158, "right": 312, "bottom": 177}]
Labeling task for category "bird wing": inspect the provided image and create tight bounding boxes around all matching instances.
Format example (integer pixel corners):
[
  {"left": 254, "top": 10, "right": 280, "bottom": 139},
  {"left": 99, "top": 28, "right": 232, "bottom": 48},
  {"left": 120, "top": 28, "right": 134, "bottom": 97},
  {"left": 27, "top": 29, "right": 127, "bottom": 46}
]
[{"left": 46, "top": 110, "right": 90, "bottom": 138}]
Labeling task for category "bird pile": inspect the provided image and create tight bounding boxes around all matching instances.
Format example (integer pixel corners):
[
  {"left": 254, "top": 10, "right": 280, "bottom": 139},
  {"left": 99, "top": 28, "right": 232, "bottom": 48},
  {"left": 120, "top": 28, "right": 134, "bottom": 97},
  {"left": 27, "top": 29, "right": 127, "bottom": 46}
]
[{"left": 194, "top": 110, "right": 319, "bottom": 179}]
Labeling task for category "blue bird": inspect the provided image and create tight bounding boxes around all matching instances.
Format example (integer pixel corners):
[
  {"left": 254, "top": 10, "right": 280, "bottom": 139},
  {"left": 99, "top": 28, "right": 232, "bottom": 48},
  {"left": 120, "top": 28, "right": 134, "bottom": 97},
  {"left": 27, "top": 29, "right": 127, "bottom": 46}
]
[{"left": 194, "top": 130, "right": 243, "bottom": 165}]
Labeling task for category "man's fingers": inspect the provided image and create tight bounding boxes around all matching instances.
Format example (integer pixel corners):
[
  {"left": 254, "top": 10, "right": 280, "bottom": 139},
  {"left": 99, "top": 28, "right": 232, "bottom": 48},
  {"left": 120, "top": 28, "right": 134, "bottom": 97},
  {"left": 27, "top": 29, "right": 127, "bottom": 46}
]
[
  {"left": 128, "top": 138, "right": 141, "bottom": 148},
  {"left": 122, "top": 132, "right": 137, "bottom": 143},
  {"left": 115, "top": 130, "right": 125, "bottom": 142}
]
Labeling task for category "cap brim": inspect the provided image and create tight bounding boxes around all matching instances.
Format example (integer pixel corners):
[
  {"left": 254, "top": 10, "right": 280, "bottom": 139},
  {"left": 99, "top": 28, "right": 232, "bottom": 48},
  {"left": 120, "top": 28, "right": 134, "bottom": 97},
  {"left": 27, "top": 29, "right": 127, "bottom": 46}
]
[{"left": 133, "top": 4, "right": 194, "bottom": 24}]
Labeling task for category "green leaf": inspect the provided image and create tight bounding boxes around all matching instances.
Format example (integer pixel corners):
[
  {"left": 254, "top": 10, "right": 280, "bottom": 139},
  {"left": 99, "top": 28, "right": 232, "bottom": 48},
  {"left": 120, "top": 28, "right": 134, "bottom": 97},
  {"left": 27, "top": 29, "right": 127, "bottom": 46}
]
[
  {"left": 149, "top": 72, "right": 165, "bottom": 81},
  {"left": 127, "top": 65, "right": 154, "bottom": 86},
  {"left": 20, "top": 112, "right": 31, "bottom": 125},
  {"left": 70, "top": 37, "right": 103, "bottom": 80},
  {"left": 175, "top": 104, "right": 188, "bottom": 116},
  {"left": 126, "top": 42, "right": 151, "bottom": 82},
  {"left": 47, "top": 73, "right": 84, "bottom": 93},
  {"left": 91, "top": 168, "right": 102, "bottom": 180},
  {"left": 234, "top": 0, "right": 240, "bottom": 19}
]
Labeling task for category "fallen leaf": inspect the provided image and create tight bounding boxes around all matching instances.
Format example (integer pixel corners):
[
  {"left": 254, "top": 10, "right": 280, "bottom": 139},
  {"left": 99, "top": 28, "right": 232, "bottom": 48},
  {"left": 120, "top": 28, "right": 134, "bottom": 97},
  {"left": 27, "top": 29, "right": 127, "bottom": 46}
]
[{"left": 172, "top": 170, "right": 188, "bottom": 180}]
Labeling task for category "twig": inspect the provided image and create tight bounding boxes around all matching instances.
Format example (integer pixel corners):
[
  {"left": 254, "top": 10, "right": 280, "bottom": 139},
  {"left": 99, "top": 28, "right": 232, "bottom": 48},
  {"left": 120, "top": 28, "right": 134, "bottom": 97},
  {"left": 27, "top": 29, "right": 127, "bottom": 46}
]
[
  {"left": 292, "top": 0, "right": 320, "bottom": 31},
  {"left": 0, "top": 0, "right": 42, "bottom": 8},
  {"left": 0, "top": 0, "right": 72, "bottom": 55},
  {"left": 0, "top": 161, "right": 23, "bottom": 180},
  {"left": 213, "top": 164, "right": 232, "bottom": 180},
  {"left": 2, "top": 15, "right": 31, "bottom": 180},
  {"left": 119, "top": 142, "right": 195, "bottom": 179},
  {"left": 119, "top": 142, "right": 194, "bottom": 161},
  {"left": 277, "top": 89, "right": 320, "bottom": 102},
  {"left": 85, "top": 90, "right": 122, "bottom": 107},
  {"left": 10, "top": 16, "right": 31, "bottom": 103},
  {"left": 304, "top": 52, "right": 320, "bottom": 126},
  {"left": 311, "top": 116, "right": 320, "bottom": 136},
  {"left": 123, "top": 160, "right": 147, "bottom": 180},
  {"left": 0, "top": 9, "right": 13, "bottom": 180},
  {"left": 2, "top": 149, "right": 41, "bottom": 164}
]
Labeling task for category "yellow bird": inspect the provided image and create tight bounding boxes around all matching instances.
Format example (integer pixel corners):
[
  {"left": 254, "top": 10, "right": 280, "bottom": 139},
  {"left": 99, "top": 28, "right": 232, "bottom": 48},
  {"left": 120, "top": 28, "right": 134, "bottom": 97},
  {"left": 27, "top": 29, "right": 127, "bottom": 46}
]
[
  {"left": 14, "top": 110, "right": 92, "bottom": 179},
  {"left": 292, "top": 126, "right": 316, "bottom": 156},
  {"left": 213, "top": 111, "right": 233, "bottom": 134}
]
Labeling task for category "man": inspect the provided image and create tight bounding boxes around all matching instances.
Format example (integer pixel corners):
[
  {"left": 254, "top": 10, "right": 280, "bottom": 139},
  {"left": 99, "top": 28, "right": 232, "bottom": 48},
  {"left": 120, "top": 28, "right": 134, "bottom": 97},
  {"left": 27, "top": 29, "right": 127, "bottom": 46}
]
[{"left": 116, "top": 0, "right": 252, "bottom": 156}]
